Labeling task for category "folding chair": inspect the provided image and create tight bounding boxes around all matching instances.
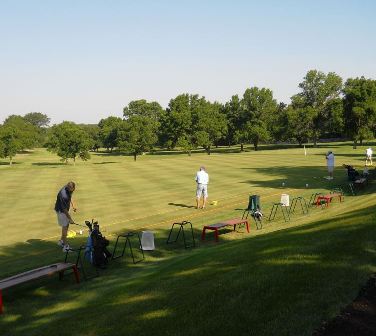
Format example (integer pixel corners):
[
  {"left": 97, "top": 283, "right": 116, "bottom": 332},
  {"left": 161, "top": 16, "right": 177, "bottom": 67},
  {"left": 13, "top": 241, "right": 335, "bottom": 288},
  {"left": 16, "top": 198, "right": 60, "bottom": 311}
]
[
  {"left": 166, "top": 220, "right": 195, "bottom": 248},
  {"left": 268, "top": 194, "right": 290, "bottom": 222},
  {"left": 309, "top": 192, "right": 323, "bottom": 207},
  {"left": 242, "top": 195, "right": 262, "bottom": 229}
]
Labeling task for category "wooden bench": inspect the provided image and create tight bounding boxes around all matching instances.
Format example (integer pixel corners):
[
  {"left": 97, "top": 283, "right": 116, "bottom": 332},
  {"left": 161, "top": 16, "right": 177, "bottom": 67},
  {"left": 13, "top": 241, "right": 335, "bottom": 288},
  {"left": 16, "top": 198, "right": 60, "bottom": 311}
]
[
  {"left": 201, "top": 218, "right": 249, "bottom": 242},
  {"left": 316, "top": 192, "right": 344, "bottom": 208},
  {"left": 0, "top": 262, "right": 80, "bottom": 314}
]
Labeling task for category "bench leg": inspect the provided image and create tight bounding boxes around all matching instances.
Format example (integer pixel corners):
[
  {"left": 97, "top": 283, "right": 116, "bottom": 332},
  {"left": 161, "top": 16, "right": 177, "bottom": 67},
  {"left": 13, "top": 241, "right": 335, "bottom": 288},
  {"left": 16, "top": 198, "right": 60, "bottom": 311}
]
[
  {"left": 0, "top": 289, "right": 3, "bottom": 314},
  {"left": 246, "top": 220, "right": 250, "bottom": 233},
  {"left": 201, "top": 228, "right": 206, "bottom": 241},
  {"left": 214, "top": 229, "right": 219, "bottom": 242},
  {"left": 72, "top": 265, "right": 80, "bottom": 284}
]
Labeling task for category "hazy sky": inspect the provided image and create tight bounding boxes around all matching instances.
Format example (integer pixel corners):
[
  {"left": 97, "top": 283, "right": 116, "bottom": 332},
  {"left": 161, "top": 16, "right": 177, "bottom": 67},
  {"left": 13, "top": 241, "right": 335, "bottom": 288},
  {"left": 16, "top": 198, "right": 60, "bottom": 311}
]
[{"left": 1, "top": 0, "right": 375, "bottom": 125}]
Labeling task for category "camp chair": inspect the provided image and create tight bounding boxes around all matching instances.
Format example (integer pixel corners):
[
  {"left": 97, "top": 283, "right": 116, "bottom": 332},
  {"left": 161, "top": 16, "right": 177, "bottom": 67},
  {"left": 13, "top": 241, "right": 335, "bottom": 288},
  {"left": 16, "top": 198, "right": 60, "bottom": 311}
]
[{"left": 242, "top": 195, "right": 262, "bottom": 229}]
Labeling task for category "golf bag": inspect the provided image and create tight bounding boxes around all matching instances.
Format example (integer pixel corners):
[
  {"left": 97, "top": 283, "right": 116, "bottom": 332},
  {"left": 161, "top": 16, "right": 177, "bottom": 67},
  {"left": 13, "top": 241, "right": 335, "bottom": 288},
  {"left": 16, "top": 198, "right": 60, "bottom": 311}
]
[{"left": 85, "top": 220, "right": 112, "bottom": 268}]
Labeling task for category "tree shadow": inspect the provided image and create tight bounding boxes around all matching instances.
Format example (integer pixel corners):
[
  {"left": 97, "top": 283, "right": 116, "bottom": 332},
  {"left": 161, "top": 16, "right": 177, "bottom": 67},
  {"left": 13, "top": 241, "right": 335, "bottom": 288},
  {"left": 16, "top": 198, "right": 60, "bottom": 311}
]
[
  {"left": 32, "top": 162, "right": 66, "bottom": 166},
  {"left": 92, "top": 161, "right": 118, "bottom": 165},
  {"left": 240, "top": 165, "right": 376, "bottom": 195},
  {"left": 0, "top": 161, "right": 20, "bottom": 165}
]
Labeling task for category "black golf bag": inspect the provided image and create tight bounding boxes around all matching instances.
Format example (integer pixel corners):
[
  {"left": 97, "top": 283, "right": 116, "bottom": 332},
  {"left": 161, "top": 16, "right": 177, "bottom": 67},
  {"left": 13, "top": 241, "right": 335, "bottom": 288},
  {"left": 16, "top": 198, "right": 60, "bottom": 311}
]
[{"left": 85, "top": 220, "right": 112, "bottom": 268}]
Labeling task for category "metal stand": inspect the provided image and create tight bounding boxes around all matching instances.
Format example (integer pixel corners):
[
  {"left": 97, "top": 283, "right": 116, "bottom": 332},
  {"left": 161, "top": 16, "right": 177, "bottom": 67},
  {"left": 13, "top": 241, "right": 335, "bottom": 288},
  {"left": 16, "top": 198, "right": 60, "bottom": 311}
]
[
  {"left": 112, "top": 232, "right": 144, "bottom": 264},
  {"left": 166, "top": 221, "right": 195, "bottom": 248},
  {"left": 268, "top": 203, "right": 290, "bottom": 222},
  {"left": 64, "top": 246, "right": 99, "bottom": 280},
  {"left": 289, "top": 197, "right": 309, "bottom": 215}
]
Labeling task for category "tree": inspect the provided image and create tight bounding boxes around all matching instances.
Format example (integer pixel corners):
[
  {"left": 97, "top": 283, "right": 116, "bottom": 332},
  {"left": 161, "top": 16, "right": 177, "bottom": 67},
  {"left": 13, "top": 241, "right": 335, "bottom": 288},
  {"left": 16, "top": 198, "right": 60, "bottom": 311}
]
[
  {"left": 292, "top": 70, "right": 343, "bottom": 146},
  {"left": 286, "top": 106, "right": 315, "bottom": 146},
  {"left": 194, "top": 101, "right": 227, "bottom": 155},
  {"left": 117, "top": 116, "right": 158, "bottom": 161},
  {"left": 23, "top": 112, "right": 50, "bottom": 146},
  {"left": 23, "top": 112, "right": 50, "bottom": 128},
  {"left": 239, "top": 87, "right": 278, "bottom": 151},
  {"left": 46, "top": 122, "right": 93, "bottom": 164},
  {"left": 222, "top": 95, "right": 242, "bottom": 146},
  {"left": 0, "top": 124, "right": 24, "bottom": 165},
  {"left": 123, "top": 99, "right": 163, "bottom": 121},
  {"left": 98, "top": 116, "right": 123, "bottom": 152},
  {"left": 159, "top": 94, "right": 197, "bottom": 150},
  {"left": 343, "top": 77, "right": 376, "bottom": 148},
  {"left": 3, "top": 115, "right": 39, "bottom": 149},
  {"left": 80, "top": 124, "right": 102, "bottom": 151}
]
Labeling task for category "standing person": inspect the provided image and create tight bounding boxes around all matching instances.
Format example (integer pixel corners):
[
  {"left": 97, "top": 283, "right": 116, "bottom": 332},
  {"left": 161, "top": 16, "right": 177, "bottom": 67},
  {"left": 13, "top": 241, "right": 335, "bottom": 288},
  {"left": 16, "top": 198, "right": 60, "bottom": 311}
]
[
  {"left": 195, "top": 166, "right": 209, "bottom": 209},
  {"left": 365, "top": 147, "right": 373, "bottom": 166},
  {"left": 326, "top": 151, "right": 335, "bottom": 180},
  {"left": 55, "top": 181, "right": 77, "bottom": 252}
]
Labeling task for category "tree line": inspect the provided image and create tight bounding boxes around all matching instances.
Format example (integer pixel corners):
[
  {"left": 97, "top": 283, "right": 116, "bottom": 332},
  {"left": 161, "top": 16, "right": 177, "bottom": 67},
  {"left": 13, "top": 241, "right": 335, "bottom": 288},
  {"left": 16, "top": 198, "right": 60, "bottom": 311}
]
[{"left": 1, "top": 69, "right": 376, "bottom": 164}]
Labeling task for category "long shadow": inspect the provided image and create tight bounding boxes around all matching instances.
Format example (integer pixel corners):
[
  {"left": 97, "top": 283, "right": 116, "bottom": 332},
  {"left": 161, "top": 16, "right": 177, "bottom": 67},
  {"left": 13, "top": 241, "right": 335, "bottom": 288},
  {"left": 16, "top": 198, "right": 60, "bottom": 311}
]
[
  {"left": 168, "top": 202, "right": 196, "bottom": 208},
  {"left": 0, "top": 161, "right": 20, "bottom": 165},
  {"left": 32, "top": 162, "right": 66, "bottom": 166},
  {"left": 92, "top": 161, "right": 118, "bottom": 165}
]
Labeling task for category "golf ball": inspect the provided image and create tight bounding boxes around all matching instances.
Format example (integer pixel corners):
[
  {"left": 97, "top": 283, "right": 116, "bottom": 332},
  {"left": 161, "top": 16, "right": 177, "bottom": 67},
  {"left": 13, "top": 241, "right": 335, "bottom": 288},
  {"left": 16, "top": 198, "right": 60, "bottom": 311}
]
[
  {"left": 282, "top": 182, "right": 285, "bottom": 187},
  {"left": 79, "top": 229, "right": 83, "bottom": 235},
  {"left": 306, "top": 183, "right": 309, "bottom": 188}
]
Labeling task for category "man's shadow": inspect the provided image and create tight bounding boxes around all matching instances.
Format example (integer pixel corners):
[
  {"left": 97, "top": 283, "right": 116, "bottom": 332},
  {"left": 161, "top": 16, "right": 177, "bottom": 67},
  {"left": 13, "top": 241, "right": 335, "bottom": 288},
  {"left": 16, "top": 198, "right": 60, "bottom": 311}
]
[{"left": 168, "top": 203, "right": 196, "bottom": 209}]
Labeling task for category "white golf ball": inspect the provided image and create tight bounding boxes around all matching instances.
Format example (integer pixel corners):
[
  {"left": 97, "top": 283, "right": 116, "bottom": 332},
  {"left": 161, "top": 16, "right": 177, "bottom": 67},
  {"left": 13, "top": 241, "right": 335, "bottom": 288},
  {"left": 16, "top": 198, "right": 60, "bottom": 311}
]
[
  {"left": 306, "top": 183, "right": 309, "bottom": 188},
  {"left": 282, "top": 182, "right": 285, "bottom": 187},
  {"left": 79, "top": 229, "right": 83, "bottom": 235}
]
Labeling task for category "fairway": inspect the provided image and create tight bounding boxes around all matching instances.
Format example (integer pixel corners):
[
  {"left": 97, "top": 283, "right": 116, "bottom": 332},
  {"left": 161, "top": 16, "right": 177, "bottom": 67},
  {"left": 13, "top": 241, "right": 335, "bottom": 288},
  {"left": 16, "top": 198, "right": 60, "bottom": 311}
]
[{"left": 1, "top": 144, "right": 376, "bottom": 336}]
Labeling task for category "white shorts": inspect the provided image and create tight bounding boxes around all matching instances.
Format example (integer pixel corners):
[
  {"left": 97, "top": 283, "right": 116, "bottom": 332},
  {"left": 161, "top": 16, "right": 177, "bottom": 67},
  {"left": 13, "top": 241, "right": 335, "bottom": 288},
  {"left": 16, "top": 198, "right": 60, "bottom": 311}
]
[
  {"left": 56, "top": 211, "right": 70, "bottom": 227},
  {"left": 196, "top": 184, "right": 208, "bottom": 198},
  {"left": 327, "top": 166, "right": 334, "bottom": 173}
]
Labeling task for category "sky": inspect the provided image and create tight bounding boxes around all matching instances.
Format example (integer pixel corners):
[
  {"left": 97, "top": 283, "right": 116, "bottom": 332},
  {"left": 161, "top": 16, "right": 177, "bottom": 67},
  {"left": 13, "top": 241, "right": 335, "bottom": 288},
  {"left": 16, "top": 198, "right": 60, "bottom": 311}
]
[{"left": 0, "top": 0, "right": 375, "bottom": 125}]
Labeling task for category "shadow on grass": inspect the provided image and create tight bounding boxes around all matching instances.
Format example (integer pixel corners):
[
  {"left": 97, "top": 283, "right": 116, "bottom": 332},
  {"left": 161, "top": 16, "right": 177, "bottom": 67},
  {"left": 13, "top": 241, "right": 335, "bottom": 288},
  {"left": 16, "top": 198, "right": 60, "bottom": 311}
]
[
  {"left": 32, "top": 162, "right": 66, "bottom": 166},
  {"left": 1, "top": 205, "right": 376, "bottom": 336},
  {"left": 0, "top": 161, "right": 20, "bottom": 166},
  {"left": 168, "top": 202, "right": 196, "bottom": 209},
  {"left": 92, "top": 161, "right": 118, "bottom": 165}
]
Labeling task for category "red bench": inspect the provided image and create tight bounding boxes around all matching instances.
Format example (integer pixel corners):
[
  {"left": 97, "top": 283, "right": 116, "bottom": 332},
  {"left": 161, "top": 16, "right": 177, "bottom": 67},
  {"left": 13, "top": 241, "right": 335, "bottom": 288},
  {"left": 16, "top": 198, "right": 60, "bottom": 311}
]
[
  {"left": 0, "top": 262, "right": 80, "bottom": 314},
  {"left": 316, "top": 193, "right": 344, "bottom": 208},
  {"left": 201, "top": 218, "right": 249, "bottom": 242}
]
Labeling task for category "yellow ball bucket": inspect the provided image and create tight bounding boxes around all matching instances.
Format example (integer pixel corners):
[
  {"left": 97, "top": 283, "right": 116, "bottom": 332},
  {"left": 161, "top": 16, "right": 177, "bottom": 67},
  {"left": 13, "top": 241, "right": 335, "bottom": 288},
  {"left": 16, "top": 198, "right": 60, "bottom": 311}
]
[{"left": 67, "top": 230, "right": 77, "bottom": 238}]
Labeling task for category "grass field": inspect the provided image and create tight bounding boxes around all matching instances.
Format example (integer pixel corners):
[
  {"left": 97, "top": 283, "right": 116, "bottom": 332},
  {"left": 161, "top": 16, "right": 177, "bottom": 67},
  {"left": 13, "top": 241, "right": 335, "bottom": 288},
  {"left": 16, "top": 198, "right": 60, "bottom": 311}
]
[{"left": 0, "top": 144, "right": 375, "bottom": 336}]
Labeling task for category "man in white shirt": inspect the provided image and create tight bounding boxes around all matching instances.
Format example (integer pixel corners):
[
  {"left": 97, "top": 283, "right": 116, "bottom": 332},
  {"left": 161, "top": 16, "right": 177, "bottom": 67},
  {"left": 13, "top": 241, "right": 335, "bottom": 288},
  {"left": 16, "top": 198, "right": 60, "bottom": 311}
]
[
  {"left": 326, "top": 151, "right": 335, "bottom": 180},
  {"left": 365, "top": 147, "right": 373, "bottom": 166},
  {"left": 195, "top": 166, "right": 209, "bottom": 209}
]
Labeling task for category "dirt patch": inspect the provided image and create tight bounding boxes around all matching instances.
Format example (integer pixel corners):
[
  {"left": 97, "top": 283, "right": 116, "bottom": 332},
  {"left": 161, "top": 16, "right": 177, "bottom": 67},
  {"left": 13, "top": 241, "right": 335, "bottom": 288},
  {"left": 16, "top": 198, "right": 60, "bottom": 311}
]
[{"left": 313, "top": 274, "right": 376, "bottom": 336}]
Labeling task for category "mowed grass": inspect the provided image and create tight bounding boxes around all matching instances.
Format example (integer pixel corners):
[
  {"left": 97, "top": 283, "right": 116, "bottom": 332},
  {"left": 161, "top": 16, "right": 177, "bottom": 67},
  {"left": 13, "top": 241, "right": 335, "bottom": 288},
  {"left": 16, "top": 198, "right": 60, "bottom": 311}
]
[{"left": 0, "top": 144, "right": 376, "bottom": 336}]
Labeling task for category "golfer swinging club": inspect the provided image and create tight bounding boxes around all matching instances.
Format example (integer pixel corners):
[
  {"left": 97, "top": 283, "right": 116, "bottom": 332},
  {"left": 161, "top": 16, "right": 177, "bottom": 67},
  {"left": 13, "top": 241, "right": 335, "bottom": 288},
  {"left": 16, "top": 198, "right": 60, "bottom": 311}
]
[
  {"left": 195, "top": 166, "right": 209, "bottom": 209},
  {"left": 55, "top": 181, "right": 77, "bottom": 252}
]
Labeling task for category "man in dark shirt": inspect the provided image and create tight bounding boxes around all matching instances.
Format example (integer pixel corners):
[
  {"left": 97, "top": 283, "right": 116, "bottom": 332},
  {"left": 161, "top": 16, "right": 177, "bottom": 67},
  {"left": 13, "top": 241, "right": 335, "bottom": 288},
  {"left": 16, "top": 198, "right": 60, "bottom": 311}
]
[{"left": 55, "top": 181, "right": 77, "bottom": 252}]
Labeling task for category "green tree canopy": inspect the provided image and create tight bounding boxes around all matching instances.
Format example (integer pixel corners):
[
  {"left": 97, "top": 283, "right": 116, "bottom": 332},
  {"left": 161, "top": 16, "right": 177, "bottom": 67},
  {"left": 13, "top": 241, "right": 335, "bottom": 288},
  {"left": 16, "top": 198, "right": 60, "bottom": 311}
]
[
  {"left": 292, "top": 70, "right": 343, "bottom": 145},
  {"left": 46, "top": 121, "right": 93, "bottom": 164},
  {"left": 123, "top": 99, "right": 163, "bottom": 122},
  {"left": 343, "top": 77, "right": 376, "bottom": 147},
  {"left": 239, "top": 87, "right": 278, "bottom": 151},
  {"left": 117, "top": 116, "right": 158, "bottom": 161},
  {"left": 98, "top": 116, "right": 123, "bottom": 152},
  {"left": 23, "top": 112, "right": 50, "bottom": 128},
  {"left": 0, "top": 124, "right": 25, "bottom": 165}
]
